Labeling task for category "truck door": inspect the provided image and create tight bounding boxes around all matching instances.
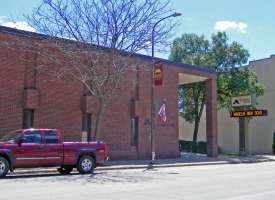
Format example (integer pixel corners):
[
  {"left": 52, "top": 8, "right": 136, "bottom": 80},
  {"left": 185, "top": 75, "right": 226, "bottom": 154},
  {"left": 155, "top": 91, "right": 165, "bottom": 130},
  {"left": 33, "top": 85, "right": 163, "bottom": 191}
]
[
  {"left": 43, "top": 130, "right": 63, "bottom": 165},
  {"left": 13, "top": 130, "right": 45, "bottom": 167}
]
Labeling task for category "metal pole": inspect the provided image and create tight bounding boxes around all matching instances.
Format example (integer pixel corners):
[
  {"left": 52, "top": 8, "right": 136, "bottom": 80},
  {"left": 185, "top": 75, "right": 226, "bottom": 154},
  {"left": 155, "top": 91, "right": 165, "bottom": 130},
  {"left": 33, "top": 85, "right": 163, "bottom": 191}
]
[
  {"left": 239, "top": 107, "right": 249, "bottom": 156},
  {"left": 151, "top": 22, "right": 155, "bottom": 164},
  {"left": 150, "top": 13, "right": 181, "bottom": 164}
]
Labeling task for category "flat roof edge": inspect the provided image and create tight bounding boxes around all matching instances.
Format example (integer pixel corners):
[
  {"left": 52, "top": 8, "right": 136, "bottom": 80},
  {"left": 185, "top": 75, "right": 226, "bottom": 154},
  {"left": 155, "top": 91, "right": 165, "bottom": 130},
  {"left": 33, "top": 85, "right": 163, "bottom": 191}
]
[
  {"left": 248, "top": 54, "right": 275, "bottom": 65},
  {"left": 0, "top": 25, "right": 215, "bottom": 74},
  {"left": 163, "top": 59, "right": 215, "bottom": 74}
]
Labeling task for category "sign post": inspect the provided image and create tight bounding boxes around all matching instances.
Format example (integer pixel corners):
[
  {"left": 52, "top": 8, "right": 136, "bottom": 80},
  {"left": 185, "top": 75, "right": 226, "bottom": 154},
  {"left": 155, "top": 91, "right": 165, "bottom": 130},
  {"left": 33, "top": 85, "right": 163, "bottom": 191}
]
[
  {"left": 230, "top": 94, "right": 267, "bottom": 156},
  {"left": 239, "top": 107, "right": 249, "bottom": 156}
]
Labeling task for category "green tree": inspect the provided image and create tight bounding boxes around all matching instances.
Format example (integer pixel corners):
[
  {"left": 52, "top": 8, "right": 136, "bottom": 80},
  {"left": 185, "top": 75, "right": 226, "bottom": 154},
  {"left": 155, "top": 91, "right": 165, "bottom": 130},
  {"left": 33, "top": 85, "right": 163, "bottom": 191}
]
[{"left": 170, "top": 32, "right": 265, "bottom": 142}]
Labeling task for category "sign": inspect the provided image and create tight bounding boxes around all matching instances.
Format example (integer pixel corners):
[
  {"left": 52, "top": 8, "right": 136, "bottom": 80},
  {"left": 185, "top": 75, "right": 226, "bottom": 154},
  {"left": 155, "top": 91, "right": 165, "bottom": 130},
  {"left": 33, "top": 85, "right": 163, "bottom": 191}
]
[
  {"left": 230, "top": 110, "right": 268, "bottom": 117},
  {"left": 154, "top": 60, "right": 163, "bottom": 86},
  {"left": 231, "top": 94, "right": 256, "bottom": 108}
]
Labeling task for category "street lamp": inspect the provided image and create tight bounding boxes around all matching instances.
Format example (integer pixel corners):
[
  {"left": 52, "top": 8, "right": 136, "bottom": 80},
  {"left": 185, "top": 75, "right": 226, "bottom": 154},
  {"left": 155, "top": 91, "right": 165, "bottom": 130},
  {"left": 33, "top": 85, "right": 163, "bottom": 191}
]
[{"left": 151, "top": 12, "right": 182, "bottom": 164}]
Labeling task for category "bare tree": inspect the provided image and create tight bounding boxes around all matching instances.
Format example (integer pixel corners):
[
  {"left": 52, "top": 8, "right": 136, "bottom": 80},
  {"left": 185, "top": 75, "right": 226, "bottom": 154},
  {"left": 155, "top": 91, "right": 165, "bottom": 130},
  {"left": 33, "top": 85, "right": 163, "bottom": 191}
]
[{"left": 3, "top": 0, "right": 179, "bottom": 140}]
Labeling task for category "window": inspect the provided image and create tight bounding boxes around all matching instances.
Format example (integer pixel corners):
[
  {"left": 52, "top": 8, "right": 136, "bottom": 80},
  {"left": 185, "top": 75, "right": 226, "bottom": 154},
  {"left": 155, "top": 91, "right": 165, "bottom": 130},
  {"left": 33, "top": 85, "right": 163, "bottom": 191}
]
[
  {"left": 0, "top": 131, "right": 22, "bottom": 142},
  {"left": 22, "top": 131, "right": 41, "bottom": 144},
  {"left": 44, "top": 131, "right": 58, "bottom": 143},
  {"left": 22, "top": 109, "right": 34, "bottom": 129},
  {"left": 131, "top": 117, "right": 138, "bottom": 146},
  {"left": 82, "top": 114, "right": 91, "bottom": 142}
]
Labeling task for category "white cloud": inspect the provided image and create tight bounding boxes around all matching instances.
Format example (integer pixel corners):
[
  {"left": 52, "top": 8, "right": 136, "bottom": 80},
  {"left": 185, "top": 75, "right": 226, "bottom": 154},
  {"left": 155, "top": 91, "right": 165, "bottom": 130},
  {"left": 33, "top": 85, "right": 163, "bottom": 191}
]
[
  {"left": 0, "top": 16, "right": 7, "bottom": 24},
  {"left": 215, "top": 21, "right": 248, "bottom": 33},
  {"left": 2, "top": 22, "right": 36, "bottom": 32},
  {"left": 238, "top": 22, "right": 248, "bottom": 32}
]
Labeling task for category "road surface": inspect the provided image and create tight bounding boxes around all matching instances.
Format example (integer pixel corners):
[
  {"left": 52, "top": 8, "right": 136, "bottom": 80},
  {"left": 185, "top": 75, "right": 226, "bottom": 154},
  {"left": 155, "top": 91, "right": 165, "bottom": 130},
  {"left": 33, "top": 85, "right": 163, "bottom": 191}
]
[{"left": 2, "top": 162, "right": 275, "bottom": 200}]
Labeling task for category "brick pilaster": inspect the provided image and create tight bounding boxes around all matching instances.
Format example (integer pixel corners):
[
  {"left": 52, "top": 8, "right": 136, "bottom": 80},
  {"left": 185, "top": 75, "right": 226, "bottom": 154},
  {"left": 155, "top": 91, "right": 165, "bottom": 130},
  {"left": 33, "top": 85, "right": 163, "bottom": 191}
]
[{"left": 206, "top": 78, "right": 218, "bottom": 157}]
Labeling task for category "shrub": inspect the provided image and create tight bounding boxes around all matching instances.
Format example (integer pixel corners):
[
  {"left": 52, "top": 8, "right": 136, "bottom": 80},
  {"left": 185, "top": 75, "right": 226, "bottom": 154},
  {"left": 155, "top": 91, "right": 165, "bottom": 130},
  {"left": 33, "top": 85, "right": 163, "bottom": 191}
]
[
  {"left": 179, "top": 140, "right": 192, "bottom": 152},
  {"left": 197, "top": 141, "right": 207, "bottom": 154},
  {"left": 179, "top": 140, "right": 207, "bottom": 154}
]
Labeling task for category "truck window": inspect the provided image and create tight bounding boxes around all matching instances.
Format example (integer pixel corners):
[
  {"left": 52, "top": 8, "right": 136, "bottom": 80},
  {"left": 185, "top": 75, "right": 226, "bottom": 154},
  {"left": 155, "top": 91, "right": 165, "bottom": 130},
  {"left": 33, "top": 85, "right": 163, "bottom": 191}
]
[
  {"left": 0, "top": 131, "right": 22, "bottom": 142},
  {"left": 23, "top": 131, "right": 42, "bottom": 144},
  {"left": 44, "top": 131, "right": 58, "bottom": 143}
]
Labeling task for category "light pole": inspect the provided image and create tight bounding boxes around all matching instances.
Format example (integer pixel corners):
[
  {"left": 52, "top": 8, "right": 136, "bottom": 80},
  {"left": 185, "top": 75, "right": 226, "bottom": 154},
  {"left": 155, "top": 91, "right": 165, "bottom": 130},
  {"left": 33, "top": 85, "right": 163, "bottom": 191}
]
[{"left": 151, "top": 13, "right": 181, "bottom": 164}]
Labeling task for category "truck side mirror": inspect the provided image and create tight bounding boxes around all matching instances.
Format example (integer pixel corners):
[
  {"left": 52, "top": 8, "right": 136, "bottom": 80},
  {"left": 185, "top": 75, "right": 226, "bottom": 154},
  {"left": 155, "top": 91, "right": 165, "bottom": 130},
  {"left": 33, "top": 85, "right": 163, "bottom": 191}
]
[{"left": 18, "top": 138, "right": 27, "bottom": 146}]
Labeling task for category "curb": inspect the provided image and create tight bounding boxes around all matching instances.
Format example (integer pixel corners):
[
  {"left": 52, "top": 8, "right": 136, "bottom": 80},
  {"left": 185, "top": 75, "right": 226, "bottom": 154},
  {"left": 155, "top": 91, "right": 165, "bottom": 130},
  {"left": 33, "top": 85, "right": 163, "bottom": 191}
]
[{"left": 7, "top": 158, "right": 275, "bottom": 176}]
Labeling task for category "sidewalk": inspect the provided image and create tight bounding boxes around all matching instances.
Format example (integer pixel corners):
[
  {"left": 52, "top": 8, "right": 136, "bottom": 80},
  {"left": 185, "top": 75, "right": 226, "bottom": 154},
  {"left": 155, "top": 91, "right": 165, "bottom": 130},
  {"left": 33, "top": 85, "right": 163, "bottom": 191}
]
[{"left": 8, "top": 152, "right": 275, "bottom": 176}]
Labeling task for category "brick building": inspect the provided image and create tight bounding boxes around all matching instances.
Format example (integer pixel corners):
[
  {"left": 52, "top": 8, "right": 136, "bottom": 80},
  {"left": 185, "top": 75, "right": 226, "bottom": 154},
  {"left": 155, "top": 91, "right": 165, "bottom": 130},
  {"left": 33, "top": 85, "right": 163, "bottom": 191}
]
[{"left": 0, "top": 26, "right": 218, "bottom": 160}]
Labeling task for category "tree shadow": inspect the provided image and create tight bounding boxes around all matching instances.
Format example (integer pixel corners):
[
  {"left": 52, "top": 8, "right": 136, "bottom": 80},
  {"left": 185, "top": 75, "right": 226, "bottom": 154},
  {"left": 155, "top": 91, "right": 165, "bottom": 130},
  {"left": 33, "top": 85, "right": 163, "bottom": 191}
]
[{"left": 4, "top": 170, "right": 155, "bottom": 185}]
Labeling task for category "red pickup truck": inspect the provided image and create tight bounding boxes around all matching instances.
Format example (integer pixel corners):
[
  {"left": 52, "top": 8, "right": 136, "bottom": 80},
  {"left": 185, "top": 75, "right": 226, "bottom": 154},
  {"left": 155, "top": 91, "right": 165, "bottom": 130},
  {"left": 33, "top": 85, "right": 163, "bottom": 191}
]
[{"left": 0, "top": 128, "right": 108, "bottom": 177}]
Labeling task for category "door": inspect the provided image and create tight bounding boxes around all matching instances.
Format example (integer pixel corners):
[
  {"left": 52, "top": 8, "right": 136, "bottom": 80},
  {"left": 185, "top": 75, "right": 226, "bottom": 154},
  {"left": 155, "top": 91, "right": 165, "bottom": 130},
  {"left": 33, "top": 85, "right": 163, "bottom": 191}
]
[
  {"left": 13, "top": 130, "right": 44, "bottom": 167},
  {"left": 43, "top": 130, "right": 63, "bottom": 165}
]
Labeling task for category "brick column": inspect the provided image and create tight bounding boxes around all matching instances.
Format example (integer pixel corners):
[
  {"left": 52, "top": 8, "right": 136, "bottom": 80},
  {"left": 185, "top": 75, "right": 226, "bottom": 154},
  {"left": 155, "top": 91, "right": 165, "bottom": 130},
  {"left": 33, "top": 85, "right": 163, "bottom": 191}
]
[
  {"left": 23, "top": 89, "right": 39, "bottom": 109},
  {"left": 206, "top": 78, "right": 218, "bottom": 157}
]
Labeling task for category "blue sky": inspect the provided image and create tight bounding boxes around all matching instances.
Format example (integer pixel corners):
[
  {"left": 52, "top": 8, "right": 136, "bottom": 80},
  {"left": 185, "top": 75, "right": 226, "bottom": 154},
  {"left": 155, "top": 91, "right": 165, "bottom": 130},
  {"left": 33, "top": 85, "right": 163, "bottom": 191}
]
[{"left": 0, "top": 0, "right": 274, "bottom": 64}]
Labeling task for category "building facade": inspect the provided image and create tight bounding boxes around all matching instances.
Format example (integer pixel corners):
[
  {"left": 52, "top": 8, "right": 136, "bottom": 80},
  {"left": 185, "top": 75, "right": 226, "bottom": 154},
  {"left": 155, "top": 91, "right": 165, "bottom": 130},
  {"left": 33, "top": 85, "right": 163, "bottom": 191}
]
[
  {"left": 0, "top": 26, "right": 218, "bottom": 160},
  {"left": 180, "top": 55, "right": 275, "bottom": 155}
]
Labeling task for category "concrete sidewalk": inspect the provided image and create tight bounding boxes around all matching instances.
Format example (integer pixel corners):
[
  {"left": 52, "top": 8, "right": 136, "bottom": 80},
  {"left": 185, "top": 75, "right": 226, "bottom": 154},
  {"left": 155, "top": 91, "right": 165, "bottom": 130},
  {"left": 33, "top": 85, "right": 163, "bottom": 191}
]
[{"left": 7, "top": 152, "right": 275, "bottom": 176}]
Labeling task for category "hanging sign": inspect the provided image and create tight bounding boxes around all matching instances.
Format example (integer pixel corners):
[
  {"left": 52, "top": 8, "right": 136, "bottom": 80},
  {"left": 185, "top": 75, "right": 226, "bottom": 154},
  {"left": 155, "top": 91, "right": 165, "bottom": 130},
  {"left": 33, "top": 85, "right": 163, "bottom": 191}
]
[{"left": 154, "top": 60, "right": 163, "bottom": 86}]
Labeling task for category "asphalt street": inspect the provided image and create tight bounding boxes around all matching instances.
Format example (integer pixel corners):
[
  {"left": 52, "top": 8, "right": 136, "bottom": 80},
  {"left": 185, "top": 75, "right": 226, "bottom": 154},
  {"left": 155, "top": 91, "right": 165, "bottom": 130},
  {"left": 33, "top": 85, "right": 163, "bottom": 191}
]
[{"left": 2, "top": 161, "right": 275, "bottom": 200}]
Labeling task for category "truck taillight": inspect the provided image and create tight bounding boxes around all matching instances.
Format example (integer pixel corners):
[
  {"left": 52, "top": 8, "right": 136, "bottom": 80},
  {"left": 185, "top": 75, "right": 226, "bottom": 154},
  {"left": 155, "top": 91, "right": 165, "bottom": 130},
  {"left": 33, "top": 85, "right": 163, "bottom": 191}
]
[{"left": 104, "top": 144, "right": 107, "bottom": 154}]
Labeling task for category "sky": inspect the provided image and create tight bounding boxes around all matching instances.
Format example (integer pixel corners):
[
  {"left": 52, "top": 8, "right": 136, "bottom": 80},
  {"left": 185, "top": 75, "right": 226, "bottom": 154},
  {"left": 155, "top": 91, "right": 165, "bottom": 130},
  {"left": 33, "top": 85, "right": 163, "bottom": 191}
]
[{"left": 0, "top": 0, "right": 274, "bottom": 64}]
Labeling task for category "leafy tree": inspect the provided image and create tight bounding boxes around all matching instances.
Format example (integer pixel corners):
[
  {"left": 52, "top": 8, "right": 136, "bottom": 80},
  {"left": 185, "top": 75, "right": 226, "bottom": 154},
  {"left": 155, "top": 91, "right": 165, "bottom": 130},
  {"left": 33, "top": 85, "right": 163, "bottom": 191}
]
[
  {"left": 3, "top": 0, "right": 179, "bottom": 141},
  {"left": 170, "top": 32, "right": 265, "bottom": 142}
]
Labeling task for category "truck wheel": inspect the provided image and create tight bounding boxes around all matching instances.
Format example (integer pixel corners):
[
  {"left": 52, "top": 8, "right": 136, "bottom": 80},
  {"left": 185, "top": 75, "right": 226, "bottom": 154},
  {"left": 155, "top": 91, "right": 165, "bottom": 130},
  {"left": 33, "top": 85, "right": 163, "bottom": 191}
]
[
  {"left": 57, "top": 167, "right": 73, "bottom": 174},
  {"left": 77, "top": 155, "right": 95, "bottom": 174},
  {"left": 0, "top": 157, "right": 9, "bottom": 178}
]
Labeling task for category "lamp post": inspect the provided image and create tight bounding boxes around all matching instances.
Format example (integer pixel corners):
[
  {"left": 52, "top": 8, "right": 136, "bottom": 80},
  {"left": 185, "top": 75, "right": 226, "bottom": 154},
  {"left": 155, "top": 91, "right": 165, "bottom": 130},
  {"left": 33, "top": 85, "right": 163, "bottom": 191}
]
[{"left": 151, "top": 13, "right": 181, "bottom": 164}]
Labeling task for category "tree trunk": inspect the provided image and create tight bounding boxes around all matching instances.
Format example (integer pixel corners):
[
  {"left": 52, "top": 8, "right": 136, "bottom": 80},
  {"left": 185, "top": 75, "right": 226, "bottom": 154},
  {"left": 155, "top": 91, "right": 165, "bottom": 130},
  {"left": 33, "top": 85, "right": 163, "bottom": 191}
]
[
  {"left": 192, "top": 94, "right": 206, "bottom": 142},
  {"left": 192, "top": 85, "right": 199, "bottom": 142},
  {"left": 94, "top": 98, "right": 105, "bottom": 141},
  {"left": 193, "top": 117, "right": 200, "bottom": 142}
]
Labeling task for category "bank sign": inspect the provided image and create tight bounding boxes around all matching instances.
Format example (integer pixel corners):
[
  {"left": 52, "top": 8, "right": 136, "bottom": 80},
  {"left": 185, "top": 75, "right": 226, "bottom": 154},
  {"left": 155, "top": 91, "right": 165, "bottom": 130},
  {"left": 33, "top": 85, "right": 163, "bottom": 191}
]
[{"left": 231, "top": 94, "right": 256, "bottom": 108}]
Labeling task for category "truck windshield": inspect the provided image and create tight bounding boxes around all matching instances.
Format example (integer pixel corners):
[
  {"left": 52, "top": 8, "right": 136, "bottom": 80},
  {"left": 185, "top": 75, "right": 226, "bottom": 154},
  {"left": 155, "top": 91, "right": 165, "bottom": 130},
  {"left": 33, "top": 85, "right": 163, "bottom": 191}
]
[{"left": 0, "top": 131, "right": 22, "bottom": 142}]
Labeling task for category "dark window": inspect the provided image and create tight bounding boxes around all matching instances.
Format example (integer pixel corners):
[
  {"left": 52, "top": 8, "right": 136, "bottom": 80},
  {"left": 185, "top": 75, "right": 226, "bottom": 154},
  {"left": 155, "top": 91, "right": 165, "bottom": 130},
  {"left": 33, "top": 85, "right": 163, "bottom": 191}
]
[
  {"left": 22, "top": 131, "right": 41, "bottom": 144},
  {"left": 44, "top": 131, "right": 58, "bottom": 143},
  {"left": 22, "top": 109, "right": 34, "bottom": 129},
  {"left": 82, "top": 114, "right": 91, "bottom": 142},
  {"left": 131, "top": 117, "right": 138, "bottom": 146}
]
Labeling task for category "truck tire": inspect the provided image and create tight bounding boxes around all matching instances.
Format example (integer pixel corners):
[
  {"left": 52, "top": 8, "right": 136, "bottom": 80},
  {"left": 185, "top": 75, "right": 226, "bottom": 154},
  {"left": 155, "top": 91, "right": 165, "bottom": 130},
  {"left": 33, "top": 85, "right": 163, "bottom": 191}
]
[
  {"left": 57, "top": 167, "right": 73, "bottom": 174},
  {"left": 77, "top": 155, "right": 95, "bottom": 174},
  {"left": 0, "top": 157, "right": 9, "bottom": 178}
]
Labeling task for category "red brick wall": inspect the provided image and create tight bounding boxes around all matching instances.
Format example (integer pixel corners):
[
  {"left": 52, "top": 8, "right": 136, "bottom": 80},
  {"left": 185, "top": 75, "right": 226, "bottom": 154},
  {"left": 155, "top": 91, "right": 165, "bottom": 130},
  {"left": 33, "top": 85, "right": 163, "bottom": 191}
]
[
  {"left": 0, "top": 30, "right": 217, "bottom": 161},
  {"left": 0, "top": 32, "right": 26, "bottom": 133}
]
